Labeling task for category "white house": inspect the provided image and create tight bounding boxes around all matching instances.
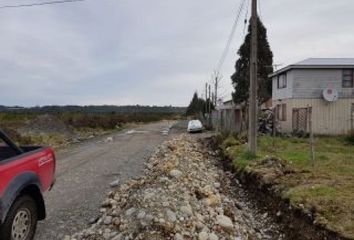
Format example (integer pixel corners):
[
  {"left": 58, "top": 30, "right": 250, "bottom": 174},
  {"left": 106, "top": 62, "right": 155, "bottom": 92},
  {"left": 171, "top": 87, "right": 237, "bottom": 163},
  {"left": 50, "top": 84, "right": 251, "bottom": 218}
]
[{"left": 270, "top": 58, "right": 354, "bottom": 135}]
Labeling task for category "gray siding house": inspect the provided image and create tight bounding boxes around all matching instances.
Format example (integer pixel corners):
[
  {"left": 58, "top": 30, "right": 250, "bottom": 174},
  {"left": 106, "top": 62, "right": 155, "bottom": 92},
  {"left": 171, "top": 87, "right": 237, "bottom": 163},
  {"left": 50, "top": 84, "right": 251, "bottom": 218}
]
[{"left": 270, "top": 58, "right": 354, "bottom": 135}]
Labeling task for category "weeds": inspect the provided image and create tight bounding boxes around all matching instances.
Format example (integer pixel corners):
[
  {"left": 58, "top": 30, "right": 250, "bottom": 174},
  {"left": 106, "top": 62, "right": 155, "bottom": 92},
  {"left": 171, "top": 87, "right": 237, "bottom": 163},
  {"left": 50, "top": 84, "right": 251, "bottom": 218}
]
[
  {"left": 345, "top": 130, "right": 354, "bottom": 145},
  {"left": 221, "top": 135, "right": 354, "bottom": 238}
]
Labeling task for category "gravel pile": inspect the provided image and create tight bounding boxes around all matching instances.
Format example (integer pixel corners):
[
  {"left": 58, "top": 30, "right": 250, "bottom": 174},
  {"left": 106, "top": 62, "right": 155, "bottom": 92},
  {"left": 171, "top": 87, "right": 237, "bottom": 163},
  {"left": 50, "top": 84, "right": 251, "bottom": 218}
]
[{"left": 66, "top": 134, "right": 284, "bottom": 240}]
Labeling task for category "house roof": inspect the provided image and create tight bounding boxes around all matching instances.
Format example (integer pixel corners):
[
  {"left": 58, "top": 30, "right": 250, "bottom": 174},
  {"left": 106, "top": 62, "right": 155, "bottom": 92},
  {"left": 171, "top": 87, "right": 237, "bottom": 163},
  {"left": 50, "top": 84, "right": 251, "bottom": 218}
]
[
  {"left": 269, "top": 58, "right": 354, "bottom": 77},
  {"left": 222, "top": 100, "right": 233, "bottom": 105}
]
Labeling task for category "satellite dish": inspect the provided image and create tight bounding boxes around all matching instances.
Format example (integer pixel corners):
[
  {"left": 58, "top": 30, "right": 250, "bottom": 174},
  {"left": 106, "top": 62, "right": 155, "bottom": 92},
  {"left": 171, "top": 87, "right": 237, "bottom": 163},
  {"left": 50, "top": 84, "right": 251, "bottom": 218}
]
[{"left": 322, "top": 88, "right": 339, "bottom": 102}]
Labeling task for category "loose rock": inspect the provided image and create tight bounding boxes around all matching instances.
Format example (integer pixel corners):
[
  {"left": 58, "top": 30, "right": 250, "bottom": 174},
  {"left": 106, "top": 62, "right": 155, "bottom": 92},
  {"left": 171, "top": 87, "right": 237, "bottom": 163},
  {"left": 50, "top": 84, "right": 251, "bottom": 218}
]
[{"left": 66, "top": 134, "right": 284, "bottom": 240}]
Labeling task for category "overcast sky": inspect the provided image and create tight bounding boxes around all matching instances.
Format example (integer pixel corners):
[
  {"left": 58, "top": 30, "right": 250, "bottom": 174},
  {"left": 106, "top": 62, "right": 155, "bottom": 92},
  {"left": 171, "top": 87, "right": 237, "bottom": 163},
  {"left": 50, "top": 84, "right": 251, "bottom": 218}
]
[{"left": 0, "top": 0, "right": 354, "bottom": 107}]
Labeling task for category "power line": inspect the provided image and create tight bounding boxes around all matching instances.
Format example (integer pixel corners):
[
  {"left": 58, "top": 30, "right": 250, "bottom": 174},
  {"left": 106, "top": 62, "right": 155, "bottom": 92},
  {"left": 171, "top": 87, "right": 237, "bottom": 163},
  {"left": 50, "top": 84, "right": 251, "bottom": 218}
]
[
  {"left": 0, "top": 0, "right": 87, "bottom": 9},
  {"left": 215, "top": 0, "right": 247, "bottom": 75},
  {"left": 258, "top": 0, "right": 263, "bottom": 21},
  {"left": 243, "top": 0, "right": 250, "bottom": 35}
]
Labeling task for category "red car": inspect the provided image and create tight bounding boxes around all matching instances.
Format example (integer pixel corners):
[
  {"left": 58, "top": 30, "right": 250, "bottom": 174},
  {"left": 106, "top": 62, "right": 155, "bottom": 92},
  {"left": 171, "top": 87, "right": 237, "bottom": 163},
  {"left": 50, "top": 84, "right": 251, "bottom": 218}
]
[{"left": 0, "top": 130, "right": 56, "bottom": 240}]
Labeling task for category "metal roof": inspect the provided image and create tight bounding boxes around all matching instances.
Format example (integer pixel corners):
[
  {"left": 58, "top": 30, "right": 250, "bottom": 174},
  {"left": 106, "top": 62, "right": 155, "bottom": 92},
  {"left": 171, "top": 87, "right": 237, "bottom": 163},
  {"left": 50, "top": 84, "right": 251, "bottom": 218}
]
[{"left": 269, "top": 58, "right": 354, "bottom": 77}]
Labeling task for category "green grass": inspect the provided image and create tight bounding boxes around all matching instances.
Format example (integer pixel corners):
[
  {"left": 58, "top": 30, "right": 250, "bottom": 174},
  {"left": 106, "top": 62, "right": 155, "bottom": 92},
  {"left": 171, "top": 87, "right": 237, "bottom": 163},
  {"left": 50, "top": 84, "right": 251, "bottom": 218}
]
[{"left": 222, "top": 135, "right": 354, "bottom": 239}]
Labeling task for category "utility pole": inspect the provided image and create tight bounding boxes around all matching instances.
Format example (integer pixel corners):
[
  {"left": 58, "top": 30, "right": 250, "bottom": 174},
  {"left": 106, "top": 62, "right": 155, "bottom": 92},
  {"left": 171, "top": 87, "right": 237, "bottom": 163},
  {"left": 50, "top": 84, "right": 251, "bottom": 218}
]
[
  {"left": 214, "top": 72, "right": 219, "bottom": 106},
  {"left": 208, "top": 84, "right": 212, "bottom": 114},
  {"left": 205, "top": 83, "right": 208, "bottom": 117},
  {"left": 249, "top": 0, "right": 258, "bottom": 154},
  {"left": 208, "top": 84, "right": 212, "bottom": 128}
]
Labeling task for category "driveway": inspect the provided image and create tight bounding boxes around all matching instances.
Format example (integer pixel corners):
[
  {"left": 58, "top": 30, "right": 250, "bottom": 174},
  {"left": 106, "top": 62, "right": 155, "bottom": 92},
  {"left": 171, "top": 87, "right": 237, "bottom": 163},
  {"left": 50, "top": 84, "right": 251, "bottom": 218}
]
[{"left": 35, "top": 120, "right": 186, "bottom": 240}]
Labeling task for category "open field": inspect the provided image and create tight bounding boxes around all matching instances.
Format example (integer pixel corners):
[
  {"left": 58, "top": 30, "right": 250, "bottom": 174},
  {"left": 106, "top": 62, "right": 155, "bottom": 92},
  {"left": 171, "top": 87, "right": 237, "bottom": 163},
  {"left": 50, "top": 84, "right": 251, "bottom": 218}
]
[
  {"left": 221, "top": 135, "right": 354, "bottom": 239},
  {"left": 0, "top": 112, "right": 182, "bottom": 148}
]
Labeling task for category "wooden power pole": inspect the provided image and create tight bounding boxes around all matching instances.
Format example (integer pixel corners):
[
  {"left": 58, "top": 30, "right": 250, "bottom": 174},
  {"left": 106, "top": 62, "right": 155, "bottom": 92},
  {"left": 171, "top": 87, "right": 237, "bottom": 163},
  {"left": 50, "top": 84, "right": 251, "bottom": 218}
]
[
  {"left": 205, "top": 82, "right": 208, "bottom": 116},
  {"left": 214, "top": 72, "right": 219, "bottom": 106},
  {"left": 208, "top": 84, "right": 212, "bottom": 114},
  {"left": 249, "top": 0, "right": 258, "bottom": 154}
]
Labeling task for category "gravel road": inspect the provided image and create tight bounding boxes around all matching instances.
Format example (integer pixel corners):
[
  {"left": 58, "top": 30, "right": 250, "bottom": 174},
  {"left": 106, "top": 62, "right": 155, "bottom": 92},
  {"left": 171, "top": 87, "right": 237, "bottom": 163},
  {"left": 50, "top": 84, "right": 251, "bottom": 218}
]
[{"left": 35, "top": 121, "right": 186, "bottom": 240}]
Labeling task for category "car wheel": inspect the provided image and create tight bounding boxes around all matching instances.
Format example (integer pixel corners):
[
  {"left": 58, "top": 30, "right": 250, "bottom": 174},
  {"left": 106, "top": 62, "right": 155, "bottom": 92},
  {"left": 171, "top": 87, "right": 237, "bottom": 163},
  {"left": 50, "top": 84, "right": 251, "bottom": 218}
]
[{"left": 0, "top": 195, "right": 38, "bottom": 240}]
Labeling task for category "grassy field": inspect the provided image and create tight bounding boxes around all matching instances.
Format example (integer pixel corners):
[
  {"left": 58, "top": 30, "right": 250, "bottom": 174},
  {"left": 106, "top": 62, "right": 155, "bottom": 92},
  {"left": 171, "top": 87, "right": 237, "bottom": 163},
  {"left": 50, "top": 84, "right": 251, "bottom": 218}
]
[{"left": 221, "top": 135, "right": 354, "bottom": 239}]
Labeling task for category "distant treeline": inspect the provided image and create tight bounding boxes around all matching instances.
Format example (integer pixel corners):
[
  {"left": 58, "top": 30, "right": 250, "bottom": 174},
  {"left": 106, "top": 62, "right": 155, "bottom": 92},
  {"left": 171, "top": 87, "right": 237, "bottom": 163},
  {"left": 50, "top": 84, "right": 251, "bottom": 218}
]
[{"left": 0, "top": 105, "right": 186, "bottom": 114}]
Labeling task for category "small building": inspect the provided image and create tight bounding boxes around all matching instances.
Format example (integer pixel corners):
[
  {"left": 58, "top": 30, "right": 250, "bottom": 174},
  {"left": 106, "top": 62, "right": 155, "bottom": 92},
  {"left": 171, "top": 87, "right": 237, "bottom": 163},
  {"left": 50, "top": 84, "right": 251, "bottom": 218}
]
[
  {"left": 212, "top": 100, "right": 243, "bottom": 134},
  {"left": 270, "top": 58, "right": 354, "bottom": 135}
]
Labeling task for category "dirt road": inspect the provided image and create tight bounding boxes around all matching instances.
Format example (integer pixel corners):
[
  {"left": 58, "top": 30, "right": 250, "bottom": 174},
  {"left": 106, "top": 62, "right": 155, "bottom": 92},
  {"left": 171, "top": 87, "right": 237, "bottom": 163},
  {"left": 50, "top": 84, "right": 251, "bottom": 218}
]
[{"left": 35, "top": 121, "right": 185, "bottom": 240}]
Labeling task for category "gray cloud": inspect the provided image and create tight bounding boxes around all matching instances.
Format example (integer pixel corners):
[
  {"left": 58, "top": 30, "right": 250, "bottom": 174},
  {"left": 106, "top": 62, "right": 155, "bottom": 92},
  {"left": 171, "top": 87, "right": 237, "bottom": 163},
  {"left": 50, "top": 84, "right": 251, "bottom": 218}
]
[{"left": 0, "top": 0, "right": 354, "bottom": 106}]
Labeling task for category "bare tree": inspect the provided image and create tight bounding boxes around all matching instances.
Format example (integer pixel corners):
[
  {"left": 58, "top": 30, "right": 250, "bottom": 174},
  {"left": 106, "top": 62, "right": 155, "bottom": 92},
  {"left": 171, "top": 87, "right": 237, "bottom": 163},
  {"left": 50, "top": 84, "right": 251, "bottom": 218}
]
[{"left": 211, "top": 70, "right": 223, "bottom": 106}]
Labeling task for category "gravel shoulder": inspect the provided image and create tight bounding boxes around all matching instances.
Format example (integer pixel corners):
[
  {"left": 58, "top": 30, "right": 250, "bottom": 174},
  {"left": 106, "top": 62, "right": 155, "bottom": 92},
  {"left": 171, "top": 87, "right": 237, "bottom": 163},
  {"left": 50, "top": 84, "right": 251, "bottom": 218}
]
[
  {"left": 66, "top": 134, "right": 287, "bottom": 240},
  {"left": 35, "top": 121, "right": 180, "bottom": 240}
]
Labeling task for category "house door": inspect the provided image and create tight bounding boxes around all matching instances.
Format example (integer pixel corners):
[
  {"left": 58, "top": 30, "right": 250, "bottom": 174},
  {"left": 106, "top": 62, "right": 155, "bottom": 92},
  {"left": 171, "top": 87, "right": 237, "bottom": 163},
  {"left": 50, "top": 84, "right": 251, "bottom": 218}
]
[{"left": 292, "top": 108, "right": 308, "bottom": 133}]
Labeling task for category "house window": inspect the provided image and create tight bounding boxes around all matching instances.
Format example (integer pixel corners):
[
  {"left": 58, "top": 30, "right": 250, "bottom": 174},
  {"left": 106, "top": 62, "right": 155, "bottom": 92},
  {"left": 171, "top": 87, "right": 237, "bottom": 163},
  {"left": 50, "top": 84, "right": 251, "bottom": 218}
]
[
  {"left": 276, "top": 104, "right": 287, "bottom": 121},
  {"left": 277, "top": 73, "right": 287, "bottom": 89},
  {"left": 343, "top": 69, "right": 354, "bottom": 88}
]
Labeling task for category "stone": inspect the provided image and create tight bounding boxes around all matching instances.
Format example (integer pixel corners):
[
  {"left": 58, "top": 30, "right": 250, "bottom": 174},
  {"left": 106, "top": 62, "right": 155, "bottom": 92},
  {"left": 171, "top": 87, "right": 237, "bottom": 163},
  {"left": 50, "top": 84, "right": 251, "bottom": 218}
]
[
  {"left": 180, "top": 205, "right": 193, "bottom": 216},
  {"left": 209, "top": 232, "right": 219, "bottom": 240},
  {"left": 159, "top": 177, "right": 169, "bottom": 183},
  {"left": 166, "top": 209, "right": 177, "bottom": 222},
  {"left": 198, "top": 231, "right": 208, "bottom": 240},
  {"left": 175, "top": 233, "right": 184, "bottom": 240},
  {"left": 103, "top": 216, "right": 112, "bottom": 225},
  {"left": 204, "top": 193, "right": 221, "bottom": 206},
  {"left": 125, "top": 208, "right": 136, "bottom": 216},
  {"left": 196, "top": 221, "right": 205, "bottom": 230},
  {"left": 112, "top": 233, "right": 123, "bottom": 240},
  {"left": 88, "top": 216, "right": 99, "bottom": 224},
  {"left": 169, "top": 169, "right": 183, "bottom": 178},
  {"left": 105, "top": 137, "right": 113, "bottom": 142},
  {"left": 113, "top": 218, "right": 121, "bottom": 226},
  {"left": 110, "top": 179, "right": 120, "bottom": 188},
  {"left": 216, "top": 215, "right": 234, "bottom": 232}
]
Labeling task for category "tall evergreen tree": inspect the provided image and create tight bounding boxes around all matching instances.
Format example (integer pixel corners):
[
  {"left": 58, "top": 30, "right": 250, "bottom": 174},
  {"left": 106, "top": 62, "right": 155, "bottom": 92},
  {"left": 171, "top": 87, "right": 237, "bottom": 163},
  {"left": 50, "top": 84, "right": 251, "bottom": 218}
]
[
  {"left": 231, "top": 17, "right": 274, "bottom": 104},
  {"left": 186, "top": 92, "right": 202, "bottom": 116},
  {"left": 186, "top": 92, "right": 214, "bottom": 116}
]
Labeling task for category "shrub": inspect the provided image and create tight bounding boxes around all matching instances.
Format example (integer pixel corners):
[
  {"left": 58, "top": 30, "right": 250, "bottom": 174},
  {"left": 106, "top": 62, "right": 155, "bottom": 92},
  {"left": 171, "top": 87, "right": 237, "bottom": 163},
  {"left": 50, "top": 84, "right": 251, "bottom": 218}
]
[
  {"left": 1, "top": 127, "right": 34, "bottom": 145},
  {"left": 345, "top": 131, "right": 354, "bottom": 145},
  {"left": 221, "top": 135, "right": 240, "bottom": 150}
]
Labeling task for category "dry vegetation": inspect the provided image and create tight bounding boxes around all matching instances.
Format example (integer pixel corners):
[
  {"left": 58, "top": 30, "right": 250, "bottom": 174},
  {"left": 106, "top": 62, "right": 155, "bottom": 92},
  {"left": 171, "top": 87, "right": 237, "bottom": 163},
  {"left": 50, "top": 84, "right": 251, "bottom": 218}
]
[
  {"left": 221, "top": 135, "right": 354, "bottom": 239},
  {"left": 0, "top": 112, "right": 180, "bottom": 148}
]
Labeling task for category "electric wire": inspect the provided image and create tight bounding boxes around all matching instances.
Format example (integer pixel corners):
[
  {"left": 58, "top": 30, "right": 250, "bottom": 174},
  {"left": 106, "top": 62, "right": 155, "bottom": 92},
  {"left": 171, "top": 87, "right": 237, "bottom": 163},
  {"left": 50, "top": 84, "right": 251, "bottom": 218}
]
[
  {"left": 0, "top": 0, "right": 87, "bottom": 9},
  {"left": 258, "top": 0, "right": 263, "bottom": 21},
  {"left": 211, "top": 0, "right": 248, "bottom": 102},
  {"left": 243, "top": 0, "right": 250, "bottom": 35},
  {"left": 215, "top": 0, "right": 247, "bottom": 75}
]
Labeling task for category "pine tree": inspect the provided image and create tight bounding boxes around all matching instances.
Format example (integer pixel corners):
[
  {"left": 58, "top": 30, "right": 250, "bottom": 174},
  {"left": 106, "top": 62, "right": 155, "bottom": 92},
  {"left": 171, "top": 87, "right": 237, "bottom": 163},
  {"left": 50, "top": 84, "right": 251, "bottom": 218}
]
[
  {"left": 231, "top": 17, "right": 274, "bottom": 104},
  {"left": 186, "top": 92, "right": 201, "bottom": 116},
  {"left": 186, "top": 92, "right": 214, "bottom": 116}
]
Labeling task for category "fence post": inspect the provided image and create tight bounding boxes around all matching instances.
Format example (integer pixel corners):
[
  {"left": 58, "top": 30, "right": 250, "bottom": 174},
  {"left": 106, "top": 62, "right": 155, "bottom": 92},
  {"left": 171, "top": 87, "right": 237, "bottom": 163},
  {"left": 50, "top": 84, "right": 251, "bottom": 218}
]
[{"left": 308, "top": 106, "right": 315, "bottom": 172}]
